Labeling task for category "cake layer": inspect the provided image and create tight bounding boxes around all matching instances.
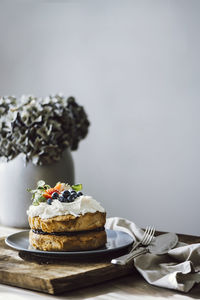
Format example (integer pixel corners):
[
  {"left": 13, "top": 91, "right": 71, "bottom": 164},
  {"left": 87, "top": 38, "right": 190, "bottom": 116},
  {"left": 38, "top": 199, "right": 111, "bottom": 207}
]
[
  {"left": 29, "top": 229, "right": 107, "bottom": 251},
  {"left": 29, "top": 212, "right": 106, "bottom": 233}
]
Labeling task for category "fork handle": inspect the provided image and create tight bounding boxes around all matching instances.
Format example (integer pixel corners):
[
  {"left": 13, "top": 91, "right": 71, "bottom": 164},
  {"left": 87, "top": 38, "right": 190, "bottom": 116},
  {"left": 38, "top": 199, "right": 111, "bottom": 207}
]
[
  {"left": 129, "top": 241, "right": 141, "bottom": 253},
  {"left": 111, "top": 247, "right": 148, "bottom": 265}
]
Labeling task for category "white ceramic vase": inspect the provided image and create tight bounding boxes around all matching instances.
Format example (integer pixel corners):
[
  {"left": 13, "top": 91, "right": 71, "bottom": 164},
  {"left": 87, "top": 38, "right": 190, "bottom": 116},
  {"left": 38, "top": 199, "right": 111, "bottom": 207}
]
[{"left": 0, "top": 149, "right": 74, "bottom": 228}]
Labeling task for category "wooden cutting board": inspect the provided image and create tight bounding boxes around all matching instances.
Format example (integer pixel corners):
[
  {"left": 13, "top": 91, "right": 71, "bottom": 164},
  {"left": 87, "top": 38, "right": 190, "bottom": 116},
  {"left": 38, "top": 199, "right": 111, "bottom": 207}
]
[{"left": 0, "top": 237, "right": 134, "bottom": 294}]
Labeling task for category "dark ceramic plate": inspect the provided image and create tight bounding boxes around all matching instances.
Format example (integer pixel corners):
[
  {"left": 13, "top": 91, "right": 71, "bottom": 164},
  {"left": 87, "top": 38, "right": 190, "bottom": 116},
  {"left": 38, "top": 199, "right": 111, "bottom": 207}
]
[{"left": 5, "top": 229, "right": 133, "bottom": 258}]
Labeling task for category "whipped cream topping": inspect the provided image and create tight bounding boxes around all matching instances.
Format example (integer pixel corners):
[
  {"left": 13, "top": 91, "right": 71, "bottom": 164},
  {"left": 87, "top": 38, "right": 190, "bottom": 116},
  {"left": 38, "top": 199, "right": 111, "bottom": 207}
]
[{"left": 27, "top": 195, "right": 105, "bottom": 219}]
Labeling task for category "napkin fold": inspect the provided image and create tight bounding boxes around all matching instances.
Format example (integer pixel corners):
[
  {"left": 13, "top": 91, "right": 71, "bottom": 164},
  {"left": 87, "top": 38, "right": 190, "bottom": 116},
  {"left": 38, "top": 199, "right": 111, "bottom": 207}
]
[{"left": 106, "top": 217, "right": 200, "bottom": 292}]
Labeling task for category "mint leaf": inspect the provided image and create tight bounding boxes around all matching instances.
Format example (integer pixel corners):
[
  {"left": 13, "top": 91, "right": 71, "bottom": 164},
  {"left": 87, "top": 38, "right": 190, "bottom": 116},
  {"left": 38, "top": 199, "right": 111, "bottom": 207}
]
[
  {"left": 33, "top": 195, "right": 46, "bottom": 206},
  {"left": 44, "top": 184, "right": 51, "bottom": 189},
  {"left": 72, "top": 183, "right": 82, "bottom": 191},
  {"left": 27, "top": 188, "right": 38, "bottom": 194},
  {"left": 37, "top": 180, "right": 45, "bottom": 188}
]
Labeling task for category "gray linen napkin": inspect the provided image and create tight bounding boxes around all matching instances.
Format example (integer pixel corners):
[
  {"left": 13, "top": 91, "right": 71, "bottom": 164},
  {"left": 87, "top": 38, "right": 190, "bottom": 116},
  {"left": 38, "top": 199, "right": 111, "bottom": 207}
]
[{"left": 106, "top": 217, "right": 200, "bottom": 292}]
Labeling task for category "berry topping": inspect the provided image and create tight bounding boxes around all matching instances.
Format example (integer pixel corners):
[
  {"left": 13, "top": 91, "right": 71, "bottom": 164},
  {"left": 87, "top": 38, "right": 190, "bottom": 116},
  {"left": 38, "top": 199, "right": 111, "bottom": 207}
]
[
  {"left": 62, "top": 190, "right": 70, "bottom": 198},
  {"left": 47, "top": 198, "right": 52, "bottom": 205},
  {"left": 28, "top": 180, "right": 83, "bottom": 206},
  {"left": 54, "top": 182, "right": 62, "bottom": 191},
  {"left": 42, "top": 183, "right": 62, "bottom": 199},
  {"left": 52, "top": 192, "right": 59, "bottom": 199},
  {"left": 66, "top": 195, "right": 74, "bottom": 203},
  {"left": 70, "top": 190, "right": 77, "bottom": 195},
  {"left": 58, "top": 196, "right": 66, "bottom": 202},
  {"left": 77, "top": 191, "right": 83, "bottom": 197}
]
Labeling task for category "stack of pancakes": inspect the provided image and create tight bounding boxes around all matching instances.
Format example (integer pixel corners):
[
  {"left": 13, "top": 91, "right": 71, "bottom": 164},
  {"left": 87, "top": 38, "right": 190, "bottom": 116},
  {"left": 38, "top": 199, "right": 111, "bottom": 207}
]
[{"left": 29, "top": 211, "right": 106, "bottom": 251}]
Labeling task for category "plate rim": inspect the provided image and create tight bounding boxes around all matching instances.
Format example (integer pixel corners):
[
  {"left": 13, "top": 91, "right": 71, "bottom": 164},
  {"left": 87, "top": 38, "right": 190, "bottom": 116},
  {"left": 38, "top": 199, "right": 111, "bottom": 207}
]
[{"left": 5, "top": 229, "right": 133, "bottom": 256}]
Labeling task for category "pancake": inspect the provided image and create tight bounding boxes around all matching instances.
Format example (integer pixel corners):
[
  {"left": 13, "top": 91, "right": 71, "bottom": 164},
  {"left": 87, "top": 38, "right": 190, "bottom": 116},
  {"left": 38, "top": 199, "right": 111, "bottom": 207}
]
[
  {"left": 28, "top": 212, "right": 106, "bottom": 233},
  {"left": 29, "top": 227, "right": 107, "bottom": 251}
]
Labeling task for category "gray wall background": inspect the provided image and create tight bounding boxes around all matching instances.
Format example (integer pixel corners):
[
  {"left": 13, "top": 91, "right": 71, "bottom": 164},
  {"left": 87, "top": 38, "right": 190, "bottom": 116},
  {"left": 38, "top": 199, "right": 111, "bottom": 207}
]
[{"left": 0, "top": 0, "right": 199, "bottom": 235}]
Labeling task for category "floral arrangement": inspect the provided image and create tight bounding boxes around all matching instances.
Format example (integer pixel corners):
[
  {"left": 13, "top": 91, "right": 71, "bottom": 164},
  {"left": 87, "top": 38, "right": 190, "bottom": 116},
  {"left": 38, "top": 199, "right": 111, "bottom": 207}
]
[{"left": 0, "top": 94, "right": 90, "bottom": 165}]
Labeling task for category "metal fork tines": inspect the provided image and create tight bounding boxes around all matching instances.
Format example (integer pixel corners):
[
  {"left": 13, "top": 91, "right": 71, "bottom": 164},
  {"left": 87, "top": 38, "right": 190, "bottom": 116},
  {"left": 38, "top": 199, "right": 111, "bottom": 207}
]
[
  {"left": 129, "top": 225, "right": 155, "bottom": 254},
  {"left": 111, "top": 225, "right": 155, "bottom": 265}
]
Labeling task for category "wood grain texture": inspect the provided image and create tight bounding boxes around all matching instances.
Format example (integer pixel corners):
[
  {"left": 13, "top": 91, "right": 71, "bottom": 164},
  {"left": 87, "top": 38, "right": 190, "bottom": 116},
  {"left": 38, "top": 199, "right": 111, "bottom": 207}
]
[
  {"left": 0, "top": 238, "right": 134, "bottom": 294},
  {"left": 0, "top": 232, "right": 199, "bottom": 295}
]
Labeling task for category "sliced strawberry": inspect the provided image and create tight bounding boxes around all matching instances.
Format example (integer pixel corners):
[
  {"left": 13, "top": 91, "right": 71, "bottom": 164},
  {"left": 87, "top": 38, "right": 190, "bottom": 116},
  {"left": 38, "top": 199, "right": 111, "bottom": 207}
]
[
  {"left": 43, "top": 188, "right": 59, "bottom": 198},
  {"left": 42, "top": 183, "right": 62, "bottom": 199},
  {"left": 54, "top": 183, "right": 62, "bottom": 191},
  {"left": 43, "top": 192, "right": 52, "bottom": 199},
  {"left": 46, "top": 188, "right": 57, "bottom": 195}
]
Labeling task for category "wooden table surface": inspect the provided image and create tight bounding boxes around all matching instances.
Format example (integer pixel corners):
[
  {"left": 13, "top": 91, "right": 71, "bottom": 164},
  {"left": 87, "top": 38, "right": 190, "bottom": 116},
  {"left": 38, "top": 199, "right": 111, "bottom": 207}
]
[{"left": 0, "top": 226, "right": 200, "bottom": 300}]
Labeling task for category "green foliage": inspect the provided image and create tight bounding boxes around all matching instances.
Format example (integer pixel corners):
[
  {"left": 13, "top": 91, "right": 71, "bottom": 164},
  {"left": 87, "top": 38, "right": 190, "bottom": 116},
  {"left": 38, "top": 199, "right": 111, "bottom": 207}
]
[
  {"left": 71, "top": 184, "right": 82, "bottom": 191},
  {"left": 0, "top": 95, "right": 90, "bottom": 165}
]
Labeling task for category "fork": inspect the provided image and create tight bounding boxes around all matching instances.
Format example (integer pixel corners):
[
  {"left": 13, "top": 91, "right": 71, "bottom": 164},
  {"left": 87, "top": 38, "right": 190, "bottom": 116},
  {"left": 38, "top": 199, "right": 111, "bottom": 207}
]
[{"left": 111, "top": 225, "right": 155, "bottom": 265}]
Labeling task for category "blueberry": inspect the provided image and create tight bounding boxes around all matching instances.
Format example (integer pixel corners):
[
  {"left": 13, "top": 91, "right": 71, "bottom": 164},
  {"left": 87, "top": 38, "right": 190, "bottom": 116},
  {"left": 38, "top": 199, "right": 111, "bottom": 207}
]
[
  {"left": 70, "top": 190, "right": 77, "bottom": 195},
  {"left": 58, "top": 196, "right": 66, "bottom": 202},
  {"left": 66, "top": 195, "right": 74, "bottom": 203},
  {"left": 77, "top": 191, "right": 83, "bottom": 197},
  {"left": 52, "top": 192, "right": 59, "bottom": 199},
  {"left": 47, "top": 198, "right": 52, "bottom": 205},
  {"left": 62, "top": 190, "right": 70, "bottom": 198},
  {"left": 73, "top": 192, "right": 78, "bottom": 198}
]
